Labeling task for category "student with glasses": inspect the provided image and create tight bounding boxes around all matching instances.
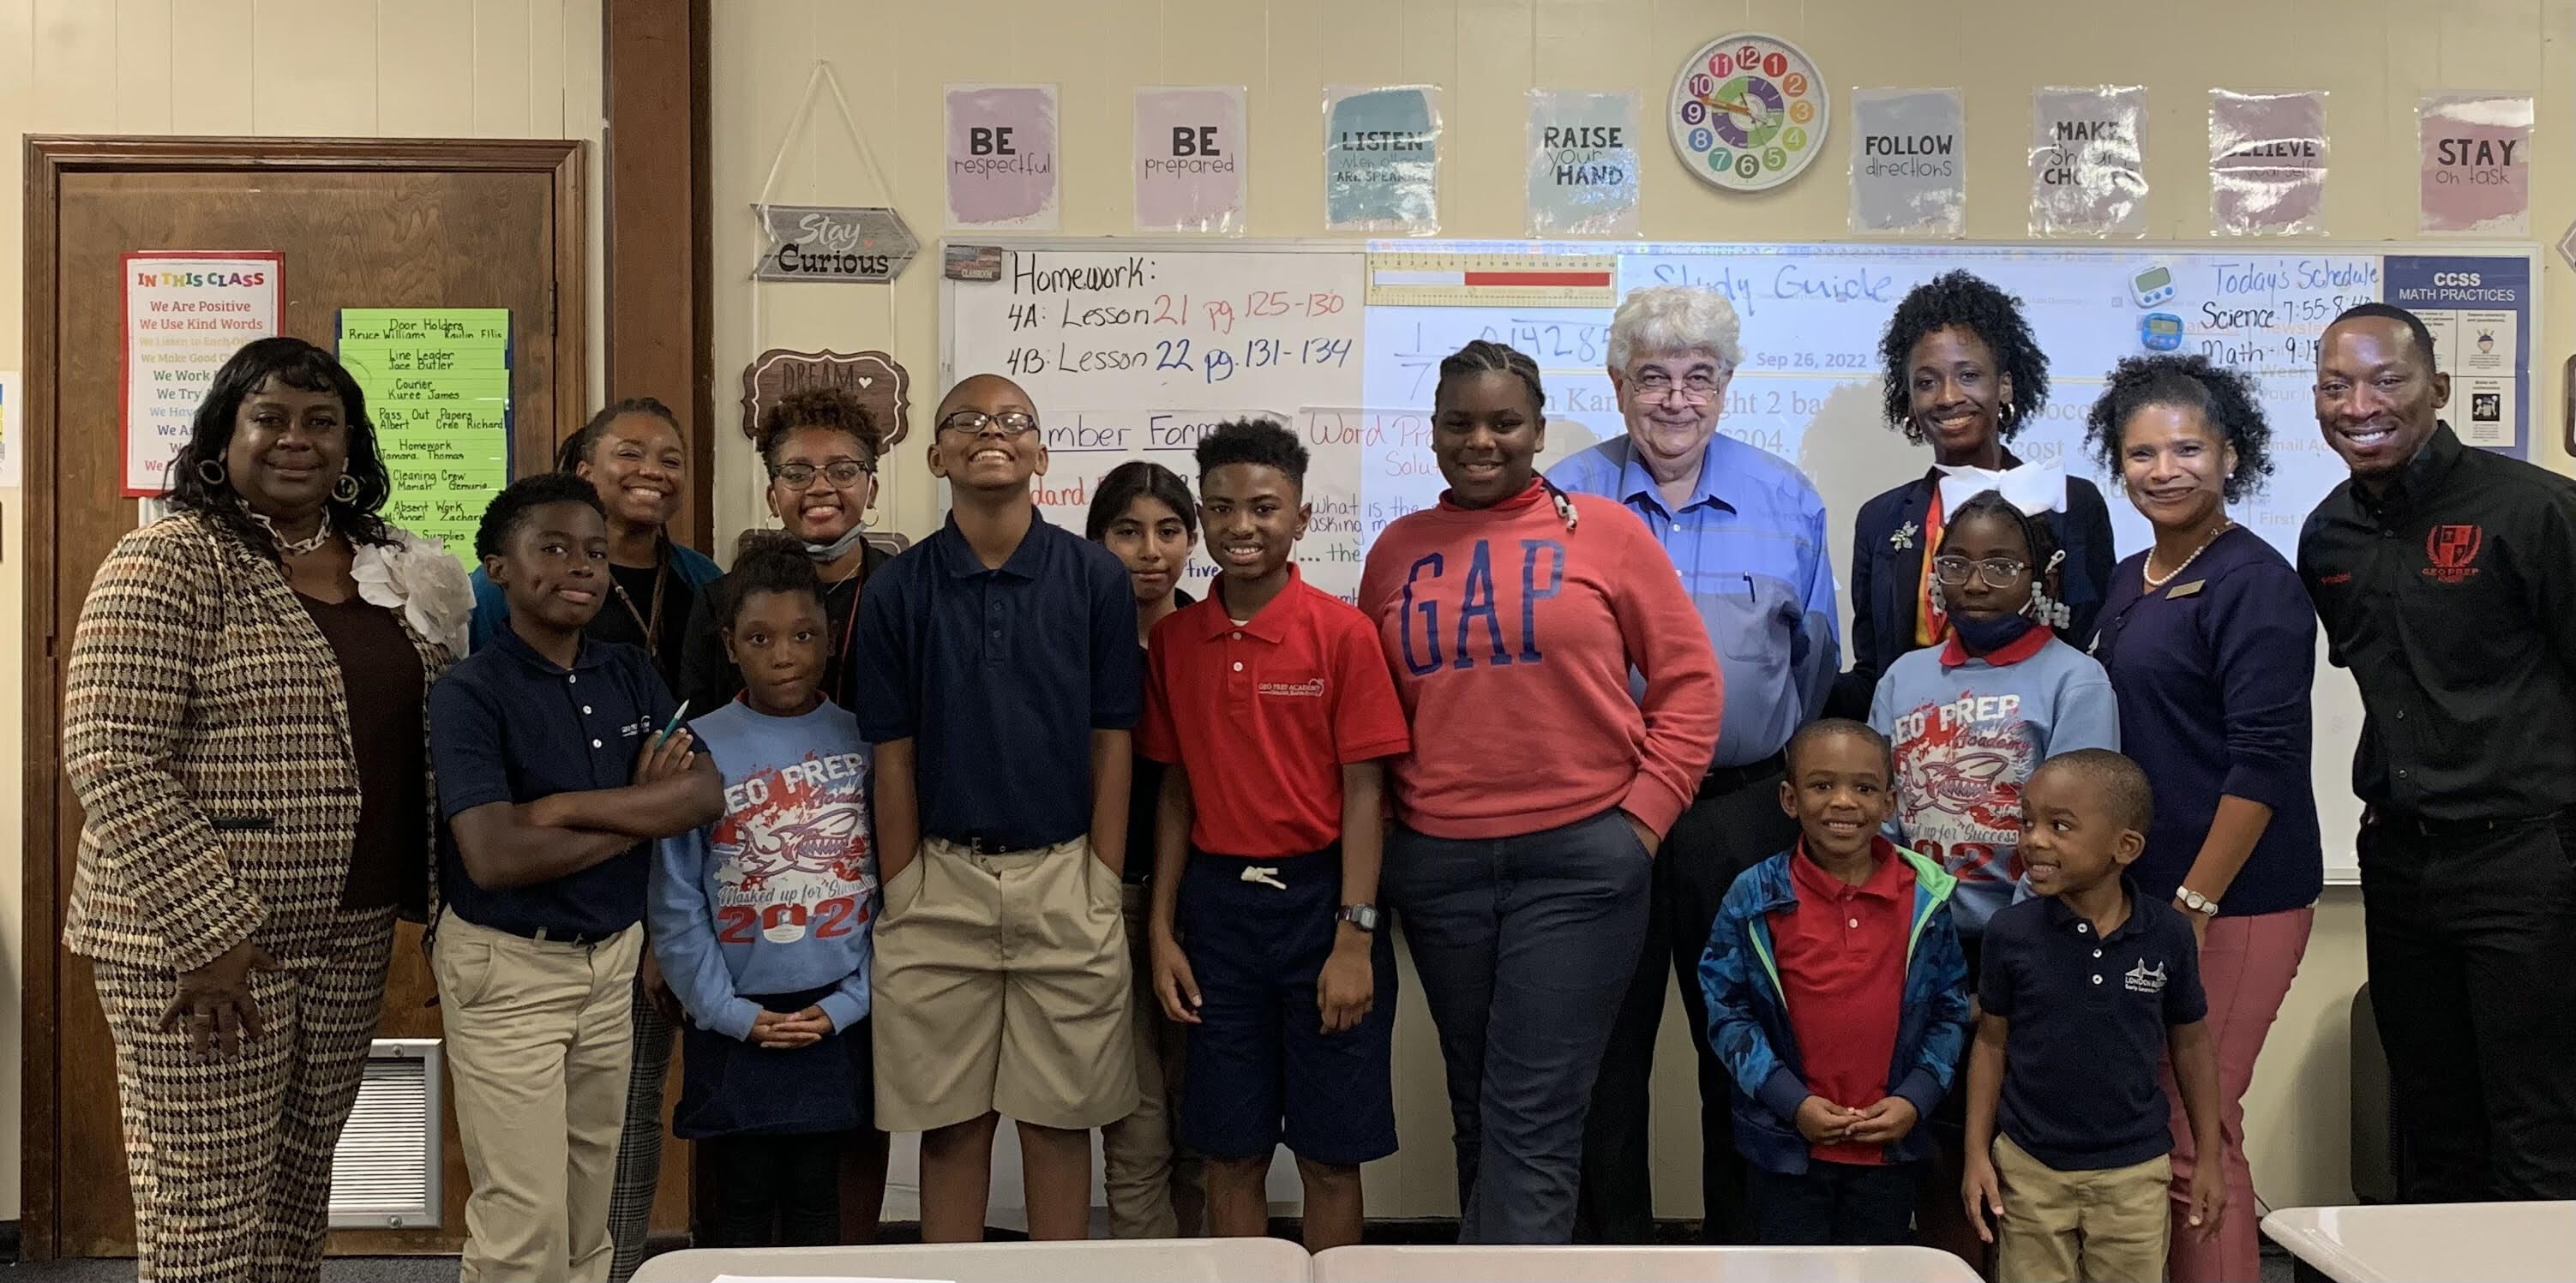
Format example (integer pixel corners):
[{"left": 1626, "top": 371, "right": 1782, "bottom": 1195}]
[
  {"left": 678, "top": 388, "right": 894, "bottom": 716},
  {"left": 853, "top": 377, "right": 1144, "bottom": 1241},
  {"left": 1547, "top": 285, "right": 1837, "bottom": 1244},
  {"left": 1866, "top": 487, "right": 2119, "bottom": 1271}
]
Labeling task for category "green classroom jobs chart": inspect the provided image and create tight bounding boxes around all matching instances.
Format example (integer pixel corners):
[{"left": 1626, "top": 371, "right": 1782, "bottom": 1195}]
[{"left": 337, "top": 308, "right": 512, "bottom": 569}]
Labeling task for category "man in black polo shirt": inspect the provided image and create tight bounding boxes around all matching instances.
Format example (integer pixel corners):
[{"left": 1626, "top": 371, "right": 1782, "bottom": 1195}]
[
  {"left": 855, "top": 373, "right": 1143, "bottom": 1241},
  {"left": 2300, "top": 302, "right": 2576, "bottom": 1202}
]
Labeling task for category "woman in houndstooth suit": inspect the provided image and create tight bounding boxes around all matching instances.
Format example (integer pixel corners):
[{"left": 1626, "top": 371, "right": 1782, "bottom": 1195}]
[{"left": 63, "top": 337, "right": 470, "bottom": 1283}]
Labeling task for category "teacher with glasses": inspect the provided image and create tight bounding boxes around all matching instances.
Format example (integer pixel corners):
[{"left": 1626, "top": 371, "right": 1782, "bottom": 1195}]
[{"left": 1549, "top": 285, "right": 1839, "bottom": 1245}]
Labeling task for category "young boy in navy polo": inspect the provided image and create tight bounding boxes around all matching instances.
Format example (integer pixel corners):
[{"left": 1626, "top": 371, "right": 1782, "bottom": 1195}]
[
  {"left": 852, "top": 374, "right": 1144, "bottom": 1242},
  {"left": 1963, "top": 749, "right": 2224, "bottom": 1283},
  {"left": 1138, "top": 419, "right": 1411, "bottom": 1250},
  {"left": 1702, "top": 719, "right": 1967, "bottom": 1246},
  {"left": 429, "top": 473, "right": 723, "bottom": 1283}
]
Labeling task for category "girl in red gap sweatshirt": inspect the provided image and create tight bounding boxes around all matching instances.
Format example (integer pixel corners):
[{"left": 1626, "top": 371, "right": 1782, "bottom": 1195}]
[{"left": 1358, "top": 339, "right": 1723, "bottom": 1244}]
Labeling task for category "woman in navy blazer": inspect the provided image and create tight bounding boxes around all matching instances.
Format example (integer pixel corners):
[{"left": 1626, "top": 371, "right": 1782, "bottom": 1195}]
[{"left": 1829, "top": 272, "right": 2116, "bottom": 718}]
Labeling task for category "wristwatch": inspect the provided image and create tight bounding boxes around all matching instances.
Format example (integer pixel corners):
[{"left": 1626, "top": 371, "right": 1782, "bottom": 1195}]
[
  {"left": 2177, "top": 887, "right": 2221, "bottom": 917},
  {"left": 1336, "top": 903, "right": 1381, "bottom": 932}
]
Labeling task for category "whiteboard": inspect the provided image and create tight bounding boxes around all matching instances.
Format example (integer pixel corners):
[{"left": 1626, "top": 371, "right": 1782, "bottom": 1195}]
[{"left": 943, "top": 237, "right": 2545, "bottom": 885}]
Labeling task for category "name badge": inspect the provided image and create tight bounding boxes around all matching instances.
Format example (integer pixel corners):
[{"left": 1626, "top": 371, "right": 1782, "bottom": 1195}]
[{"left": 2165, "top": 579, "right": 2207, "bottom": 598}]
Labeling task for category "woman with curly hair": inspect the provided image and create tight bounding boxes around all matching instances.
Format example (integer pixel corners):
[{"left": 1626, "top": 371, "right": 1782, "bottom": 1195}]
[
  {"left": 1834, "top": 271, "right": 2116, "bottom": 716},
  {"left": 2085, "top": 354, "right": 2319, "bottom": 1283},
  {"left": 63, "top": 337, "right": 471, "bottom": 1282}
]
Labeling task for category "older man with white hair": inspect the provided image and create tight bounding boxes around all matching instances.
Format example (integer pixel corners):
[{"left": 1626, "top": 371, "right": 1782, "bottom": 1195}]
[{"left": 1547, "top": 285, "right": 1839, "bottom": 1244}]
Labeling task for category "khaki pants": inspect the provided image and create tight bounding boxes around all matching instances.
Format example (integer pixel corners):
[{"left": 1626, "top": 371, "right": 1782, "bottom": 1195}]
[
  {"left": 872, "top": 836, "right": 1134, "bottom": 1132},
  {"left": 1992, "top": 1134, "right": 2171, "bottom": 1283},
  {"left": 433, "top": 910, "right": 642, "bottom": 1283},
  {"left": 1099, "top": 881, "right": 1203, "bottom": 1238}
]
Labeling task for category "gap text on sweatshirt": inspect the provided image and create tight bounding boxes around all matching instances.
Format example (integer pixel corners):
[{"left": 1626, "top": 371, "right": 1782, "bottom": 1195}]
[{"left": 1358, "top": 483, "right": 1723, "bottom": 840}]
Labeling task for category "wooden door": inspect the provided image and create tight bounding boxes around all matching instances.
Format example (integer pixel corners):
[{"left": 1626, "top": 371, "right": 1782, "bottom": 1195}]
[{"left": 19, "top": 136, "right": 679, "bottom": 1258}]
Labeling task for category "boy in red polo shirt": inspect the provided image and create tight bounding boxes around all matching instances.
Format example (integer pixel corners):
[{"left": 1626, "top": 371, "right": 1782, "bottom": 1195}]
[
  {"left": 1699, "top": 719, "right": 1971, "bottom": 1245},
  {"left": 1140, "top": 419, "right": 1412, "bottom": 1251}
]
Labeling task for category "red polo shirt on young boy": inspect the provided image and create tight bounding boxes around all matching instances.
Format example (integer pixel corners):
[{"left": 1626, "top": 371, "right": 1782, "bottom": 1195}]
[
  {"left": 1137, "top": 565, "right": 1412, "bottom": 856},
  {"left": 1770, "top": 836, "right": 1913, "bottom": 1164}
]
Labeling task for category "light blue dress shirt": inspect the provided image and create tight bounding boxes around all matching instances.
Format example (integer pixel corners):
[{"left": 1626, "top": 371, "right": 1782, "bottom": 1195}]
[{"left": 1549, "top": 433, "right": 1840, "bottom": 768}]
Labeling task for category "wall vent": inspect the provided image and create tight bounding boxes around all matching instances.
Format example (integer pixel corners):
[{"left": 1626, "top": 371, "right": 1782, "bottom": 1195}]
[{"left": 328, "top": 1037, "right": 442, "bottom": 1230}]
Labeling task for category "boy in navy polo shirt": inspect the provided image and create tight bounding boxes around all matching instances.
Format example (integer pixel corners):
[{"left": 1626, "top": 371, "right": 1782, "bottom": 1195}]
[
  {"left": 1963, "top": 749, "right": 2223, "bottom": 1283},
  {"left": 429, "top": 474, "right": 723, "bottom": 1283},
  {"left": 1138, "top": 420, "right": 1412, "bottom": 1251},
  {"left": 1702, "top": 719, "right": 1968, "bottom": 1246},
  {"left": 853, "top": 374, "right": 1144, "bottom": 1242}
]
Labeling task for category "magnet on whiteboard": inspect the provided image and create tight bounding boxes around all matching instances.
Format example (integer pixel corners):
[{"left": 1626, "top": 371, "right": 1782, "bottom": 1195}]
[{"left": 2141, "top": 313, "right": 2184, "bottom": 351}]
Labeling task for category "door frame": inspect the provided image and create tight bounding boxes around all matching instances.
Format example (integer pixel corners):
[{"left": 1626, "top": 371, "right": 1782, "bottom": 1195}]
[{"left": 19, "top": 135, "right": 585, "bottom": 1259}]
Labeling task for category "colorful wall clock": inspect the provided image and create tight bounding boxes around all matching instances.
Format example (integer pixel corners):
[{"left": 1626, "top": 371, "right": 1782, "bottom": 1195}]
[{"left": 1668, "top": 33, "right": 1830, "bottom": 192}]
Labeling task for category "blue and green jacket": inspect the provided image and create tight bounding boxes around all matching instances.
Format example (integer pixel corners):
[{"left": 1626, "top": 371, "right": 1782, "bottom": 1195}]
[{"left": 1698, "top": 842, "right": 1971, "bottom": 1174}]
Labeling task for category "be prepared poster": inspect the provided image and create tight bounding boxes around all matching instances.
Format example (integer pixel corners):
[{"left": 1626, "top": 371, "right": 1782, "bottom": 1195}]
[{"left": 1135, "top": 87, "right": 1246, "bottom": 235}]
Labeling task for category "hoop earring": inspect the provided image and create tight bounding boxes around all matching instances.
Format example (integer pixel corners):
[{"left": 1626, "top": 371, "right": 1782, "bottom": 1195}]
[
  {"left": 332, "top": 472, "right": 362, "bottom": 503},
  {"left": 196, "top": 459, "right": 228, "bottom": 487}
]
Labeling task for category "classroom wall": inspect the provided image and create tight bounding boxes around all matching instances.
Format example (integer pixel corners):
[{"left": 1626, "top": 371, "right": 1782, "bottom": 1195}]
[
  {"left": 710, "top": 0, "right": 2573, "bottom": 1220},
  {"left": 0, "top": 0, "right": 609, "bottom": 1224}
]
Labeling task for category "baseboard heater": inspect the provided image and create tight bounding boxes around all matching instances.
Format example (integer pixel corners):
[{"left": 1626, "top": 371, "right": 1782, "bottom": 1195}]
[{"left": 328, "top": 1038, "right": 444, "bottom": 1230}]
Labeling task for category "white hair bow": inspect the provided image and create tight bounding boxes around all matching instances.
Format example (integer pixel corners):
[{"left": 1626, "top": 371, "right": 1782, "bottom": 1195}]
[{"left": 1937, "top": 459, "right": 2065, "bottom": 518}]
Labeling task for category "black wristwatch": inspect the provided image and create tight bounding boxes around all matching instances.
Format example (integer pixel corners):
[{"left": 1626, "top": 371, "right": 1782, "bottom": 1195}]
[{"left": 1336, "top": 903, "right": 1381, "bottom": 932}]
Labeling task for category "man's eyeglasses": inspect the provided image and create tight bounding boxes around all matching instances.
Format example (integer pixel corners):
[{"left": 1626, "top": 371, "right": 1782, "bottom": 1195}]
[
  {"left": 1930, "top": 555, "right": 2030, "bottom": 587},
  {"left": 1629, "top": 370, "right": 1726, "bottom": 406},
  {"left": 769, "top": 459, "right": 874, "bottom": 489},
  {"left": 937, "top": 409, "right": 1041, "bottom": 438}
]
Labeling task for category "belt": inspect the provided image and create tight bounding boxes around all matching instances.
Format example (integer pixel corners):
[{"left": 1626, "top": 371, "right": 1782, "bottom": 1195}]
[
  {"left": 501, "top": 921, "right": 624, "bottom": 948},
  {"left": 1700, "top": 752, "right": 1788, "bottom": 799},
  {"left": 2369, "top": 807, "right": 2571, "bottom": 840},
  {"left": 932, "top": 832, "right": 1079, "bottom": 856}
]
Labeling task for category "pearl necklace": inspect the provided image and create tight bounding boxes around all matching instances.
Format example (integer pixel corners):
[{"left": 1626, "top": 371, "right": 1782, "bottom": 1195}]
[
  {"left": 2142, "top": 519, "right": 2233, "bottom": 592},
  {"left": 251, "top": 509, "right": 333, "bottom": 557}
]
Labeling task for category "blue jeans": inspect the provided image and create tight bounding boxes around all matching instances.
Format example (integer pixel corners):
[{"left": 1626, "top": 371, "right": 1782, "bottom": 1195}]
[{"left": 1384, "top": 809, "right": 1651, "bottom": 1243}]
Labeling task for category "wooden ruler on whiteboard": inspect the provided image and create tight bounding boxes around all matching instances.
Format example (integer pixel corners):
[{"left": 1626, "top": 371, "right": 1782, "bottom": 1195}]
[{"left": 1366, "top": 250, "right": 1619, "bottom": 308}]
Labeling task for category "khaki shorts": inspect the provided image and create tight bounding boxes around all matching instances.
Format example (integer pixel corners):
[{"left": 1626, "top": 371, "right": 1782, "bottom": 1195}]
[
  {"left": 1992, "top": 1133, "right": 2170, "bottom": 1283},
  {"left": 872, "top": 836, "right": 1137, "bottom": 1132}
]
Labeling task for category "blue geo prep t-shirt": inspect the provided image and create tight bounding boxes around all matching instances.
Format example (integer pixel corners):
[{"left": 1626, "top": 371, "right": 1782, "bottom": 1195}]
[
  {"left": 1869, "top": 627, "right": 2120, "bottom": 935},
  {"left": 649, "top": 699, "right": 877, "bottom": 1040}
]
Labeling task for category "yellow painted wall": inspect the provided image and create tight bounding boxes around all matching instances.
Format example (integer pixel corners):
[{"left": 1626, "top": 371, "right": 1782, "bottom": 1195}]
[
  {"left": 709, "top": 0, "right": 2571, "bottom": 1220},
  {"left": 0, "top": 0, "right": 607, "bottom": 1222}
]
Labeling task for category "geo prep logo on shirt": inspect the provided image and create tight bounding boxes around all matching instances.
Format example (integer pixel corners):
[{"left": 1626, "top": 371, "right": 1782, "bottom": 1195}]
[
  {"left": 2423, "top": 524, "right": 2484, "bottom": 585},
  {"left": 1257, "top": 676, "right": 1327, "bottom": 698}
]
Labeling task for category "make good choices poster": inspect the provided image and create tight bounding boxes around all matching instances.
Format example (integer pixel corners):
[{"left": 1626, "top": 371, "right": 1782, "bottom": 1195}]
[{"left": 123, "top": 251, "right": 283, "bottom": 496}]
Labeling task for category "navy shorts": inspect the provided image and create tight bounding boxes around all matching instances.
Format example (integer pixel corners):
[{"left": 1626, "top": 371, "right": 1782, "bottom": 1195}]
[{"left": 1175, "top": 845, "right": 1397, "bottom": 1166}]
